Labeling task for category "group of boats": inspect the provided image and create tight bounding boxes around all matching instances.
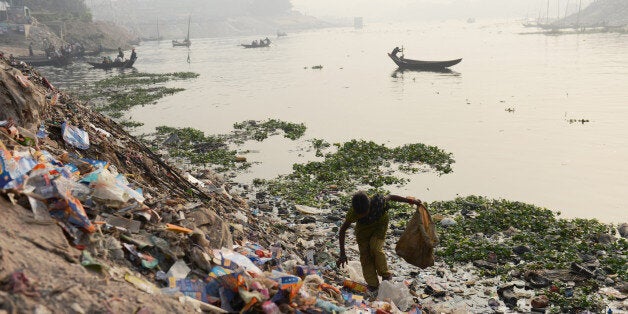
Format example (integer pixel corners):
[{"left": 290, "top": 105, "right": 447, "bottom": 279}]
[
  {"left": 16, "top": 51, "right": 137, "bottom": 70},
  {"left": 17, "top": 41, "right": 461, "bottom": 72}
]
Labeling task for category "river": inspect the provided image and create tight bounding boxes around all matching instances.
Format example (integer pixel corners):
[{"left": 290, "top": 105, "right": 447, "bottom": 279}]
[{"left": 38, "top": 19, "right": 628, "bottom": 223}]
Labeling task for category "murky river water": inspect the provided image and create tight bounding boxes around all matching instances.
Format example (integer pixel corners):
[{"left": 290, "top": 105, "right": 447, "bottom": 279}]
[{"left": 38, "top": 20, "right": 628, "bottom": 223}]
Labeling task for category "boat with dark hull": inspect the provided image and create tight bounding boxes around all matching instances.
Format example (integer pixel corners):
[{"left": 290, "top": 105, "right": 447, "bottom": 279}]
[
  {"left": 172, "top": 39, "right": 191, "bottom": 47},
  {"left": 388, "top": 53, "right": 461, "bottom": 70},
  {"left": 17, "top": 55, "right": 72, "bottom": 67},
  {"left": 241, "top": 41, "right": 271, "bottom": 48},
  {"left": 87, "top": 58, "right": 136, "bottom": 69}
]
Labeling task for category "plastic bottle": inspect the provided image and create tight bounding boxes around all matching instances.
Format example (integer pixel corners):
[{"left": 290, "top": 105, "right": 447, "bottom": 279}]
[
  {"left": 36, "top": 122, "right": 47, "bottom": 139},
  {"left": 343, "top": 279, "right": 369, "bottom": 293}
]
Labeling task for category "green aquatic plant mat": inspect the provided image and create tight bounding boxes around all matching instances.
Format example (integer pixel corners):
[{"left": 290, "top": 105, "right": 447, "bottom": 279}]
[
  {"left": 95, "top": 72, "right": 199, "bottom": 88},
  {"left": 254, "top": 139, "right": 454, "bottom": 206},
  {"left": 233, "top": 119, "right": 306, "bottom": 141},
  {"left": 428, "top": 196, "right": 626, "bottom": 281},
  {"left": 81, "top": 72, "right": 199, "bottom": 119},
  {"left": 151, "top": 121, "right": 307, "bottom": 172}
]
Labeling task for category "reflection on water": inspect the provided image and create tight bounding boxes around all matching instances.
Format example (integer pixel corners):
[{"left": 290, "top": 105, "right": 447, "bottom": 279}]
[
  {"left": 37, "top": 62, "right": 138, "bottom": 91},
  {"left": 38, "top": 20, "right": 628, "bottom": 223},
  {"left": 391, "top": 68, "right": 460, "bottom": 79}
]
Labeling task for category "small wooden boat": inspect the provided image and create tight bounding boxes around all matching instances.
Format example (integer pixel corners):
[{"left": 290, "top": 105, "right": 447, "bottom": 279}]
[
  {"left": 172, "top": 39, "right": 191, "bottom": 47},
  {"left": 87, "top": 58, "right": 136, "bottom": 69},
  {"left": 241, "top": 41, "right": 271, "bottom": 48},
  {"left": 388, "top": 53, "right": 461, "bottom": 70},
  {"left": 173, "top": 15, "right": 192, "bottom": 47},
  {"left": 18, "top": 55, "right": 72, "bottom": 67}
]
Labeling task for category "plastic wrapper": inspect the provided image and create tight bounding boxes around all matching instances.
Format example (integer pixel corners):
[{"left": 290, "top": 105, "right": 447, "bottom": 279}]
[
  {"left": 91, "top": 168, "right": 130, "bottom": 204},
  {"left": 62, "top": 192, "right": 95, "bottom": 233},
  {"left": 168, "top": 277, "right": 207, "bottom": 302},
  {"left": 27, "top": 195, "right": 51, "bottom": 221},
  {"left": 61, "top": 122, "right": 90, "bottom": 150},
  {"left": 213, "top": 248, "right": 263, "bottom": 274},
  {"left": 39, "top": 150, "right": 64, "bottom": 167},
  {"left": 80, "top": 158, "right": 108, "bottom": 169},
  {"left": 54, "top": 175, "right": 90, "bottom": 201},
  {"left": 24, "top": 170, "right": 57, "bottom": 199},
  {"left": 36, "top": 123, "right": 48, "bottom": 139},
  {"left": 167, "top": 260, "right": 191, "bottom": 279},
  {"left": 0, "top": 144, "right": 37, "bottom": 189},
  {"left": 270, "top": 270, "right": 303, "bottom": 300},
  {"left": 343, "top": 261, "right": 366, "bottom": 283},
  {"left": 12, "top": 149, "right": 37, "bottom": 178},
  {"left": 0, "top": 144, "right": 14, "bottom": 188},
  {"left": 89, "top": 123, "right": 111, "bottom": 137},
  {"left": 376, "top": 281, "right": 415, "bottom": 311}
]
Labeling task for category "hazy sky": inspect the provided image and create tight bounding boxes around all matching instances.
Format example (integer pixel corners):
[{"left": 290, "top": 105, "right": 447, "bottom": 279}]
[{"left": 291, "top": 0, "right": 594, "bottom": 22}]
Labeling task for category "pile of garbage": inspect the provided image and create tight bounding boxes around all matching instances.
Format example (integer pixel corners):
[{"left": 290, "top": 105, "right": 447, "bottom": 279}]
[
  {"left": 0, "top": 131, "right": 418, "bottom": 312},
  {"left": 0, "top": 128, "right": 421, "bottom": 312}
]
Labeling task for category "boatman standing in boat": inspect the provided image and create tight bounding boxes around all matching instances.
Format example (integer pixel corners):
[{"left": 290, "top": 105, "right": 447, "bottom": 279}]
[
  {"left": 130, "top": 48, "right": 137, "bottom": 61},
  {"left": 391, "top": 46, "right": 401, "bottom": 58},
  {"left": 117, "top": 47, "right": 124, "bottom": 59},
  {"left": 337, "top": 191, "right": 422, "bottom": 292}
]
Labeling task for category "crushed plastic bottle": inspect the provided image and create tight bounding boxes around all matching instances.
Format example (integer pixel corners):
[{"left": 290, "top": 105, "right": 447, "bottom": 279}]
[{"left": 36, "top": 122, "right": 47, "bottom": 139}]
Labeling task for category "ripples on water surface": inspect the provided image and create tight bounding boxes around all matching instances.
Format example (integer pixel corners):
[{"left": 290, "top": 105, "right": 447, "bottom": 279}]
[{"left": 39, "top": 20, "right": 628, "bottom": 223}]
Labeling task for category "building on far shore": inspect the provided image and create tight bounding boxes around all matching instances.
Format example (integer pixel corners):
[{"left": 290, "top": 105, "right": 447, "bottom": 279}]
[
  {"left": 354, "top": 17, "right": 363, "bottom": 29},
  {"left": 0, "top": 0, "right": 31, "bottom": 37}
]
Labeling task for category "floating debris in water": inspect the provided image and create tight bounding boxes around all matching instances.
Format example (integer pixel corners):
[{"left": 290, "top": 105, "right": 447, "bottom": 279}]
[{"left": 567, "top": 118, "right": 590, "bottom": 124}]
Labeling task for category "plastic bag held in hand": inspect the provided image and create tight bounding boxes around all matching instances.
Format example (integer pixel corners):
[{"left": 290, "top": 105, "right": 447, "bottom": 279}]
[{"left": 395, "top": 204, "right": 439, "bottom": 268}]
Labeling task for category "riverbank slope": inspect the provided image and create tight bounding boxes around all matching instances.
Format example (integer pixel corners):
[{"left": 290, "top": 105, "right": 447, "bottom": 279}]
[{"left": 0, "top": 57, "right": 626, "bottom": 313}]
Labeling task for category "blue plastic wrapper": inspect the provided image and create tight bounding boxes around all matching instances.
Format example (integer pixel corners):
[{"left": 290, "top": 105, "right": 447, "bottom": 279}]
[
  {"left": 169, "top": 277, "right": 208, "bottom": 303},
  {"left": 39, "top": 150, "right": 64, "bottom": 167},
  {"left": 36, "top": 123, "right": 47, "bottom": 139},
  {"left": 64, "top": 192, "right": 95, "bottom": 232},
  {"left": 0, "top": 147, "right": 13, "bottom": 188},
  {"left": 80, "top": 158, "right": 108, "bottom": 169},
  {"left": 61, "top": 122, "right": 90, "bottom": 150}
]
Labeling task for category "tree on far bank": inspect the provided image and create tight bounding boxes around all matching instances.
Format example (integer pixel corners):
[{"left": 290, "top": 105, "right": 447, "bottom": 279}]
[{"left": 25, "top": 0, "right": 92, "bottom": 22}]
